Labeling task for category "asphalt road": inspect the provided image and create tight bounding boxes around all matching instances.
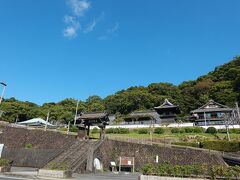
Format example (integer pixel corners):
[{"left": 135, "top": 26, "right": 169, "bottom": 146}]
[
  {"left": 0, "top": 172, "right": 139, "bottom": 180},
  {"left": 76, "top": 173, "right": 139, "bottom": 180}
]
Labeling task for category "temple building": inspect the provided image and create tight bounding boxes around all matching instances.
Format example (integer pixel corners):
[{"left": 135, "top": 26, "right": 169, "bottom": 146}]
[
  {"left": 76, "top": 112, "right": 109, "bottom": 139},
  {"left": 154, "top": 99, "right": 180, "bottom": 123},
  {"left": 190, "top": 100, "right": 233, "bottom": 126},
  {"left": 122, "top": 111, "right": 160, "bottom": 125}
]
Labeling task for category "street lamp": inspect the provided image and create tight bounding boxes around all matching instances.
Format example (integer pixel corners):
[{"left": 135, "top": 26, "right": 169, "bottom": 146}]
[{"left": 0, "top": 82, "right": 7, "bottom": 105}]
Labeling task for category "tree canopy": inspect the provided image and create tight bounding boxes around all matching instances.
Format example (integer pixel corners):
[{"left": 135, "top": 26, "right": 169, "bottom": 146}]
[{"left": 0, "top": 56, "right": 239, "bottom": 123}]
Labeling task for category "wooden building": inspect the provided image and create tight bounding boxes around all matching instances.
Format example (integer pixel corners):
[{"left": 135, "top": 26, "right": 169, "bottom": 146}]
[
  {"left": 154, "top": 99, "right": 180, "bottom": 123},
  {"left": 190, "top": 100, "right": 233, "bottom": 126},
  {"left": 122, "top": 111, "right": 160, "bottom": 125},
  {"left": 76, "top": 112, "right": 109, "bottom": 139}
]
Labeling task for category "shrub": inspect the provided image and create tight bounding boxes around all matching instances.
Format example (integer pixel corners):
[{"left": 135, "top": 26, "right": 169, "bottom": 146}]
[
  {"left": 117, "top": 128, "right": 130, "bottom": 134},
  {"left": 154, "top": 128, "right": 165, "bottom": 134},
  {"left": 138, "top": 128, "right": 149, "bottom": 134},
  {"left": 173, "top": 142, "right": 200, "bottom": 148},
  {"left": 171, "top": 128, "right": 179, "bottom": 133},
  {"left": 70, "top": 125, "right": 78, "bottom": 132},
  {"left": 106, "top": 128, "right": 129, "bottom": 134},
  {"left": 230, "top": 129, "right": 240, "bottom": 134},
  {"left": 184, "top": 127, "right": 203, "bottom": 133},
  {"left": 25, "top": 143, "right": 33, "bottom": 149},
  {"left": 46, "top": 162, "right": 70, "bottom": 171},
  {"left": 140, "top": 163, "right": 240, "bottom": 178},
  {"left": 106, "top": 128, "right": 115, "bottom": 134},
  {"left": 206, "top": 127, "right": 217, "bottom": 134},
  {"left": 0, "top": 158, "right": 10, "bottom": 167},
  {"left": 201, "top": 140, "right": 240, "bottom": 152},
  {"left": 171, "top": 128, "right": 185, "bottom": 133},
  {"left": 91, "top": 127, "right": 99, "bottom": 134}
]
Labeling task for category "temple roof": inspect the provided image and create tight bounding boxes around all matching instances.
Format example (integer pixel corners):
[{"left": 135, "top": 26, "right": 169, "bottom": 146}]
[
  {"left": 154, "top": 99, "right": 178, "bottom": 109},
  {"left": 191, "top": 100, "right": 233, "bottom": 113},
  {"left": 78, "top": 112, "right": 109, "bottom": 120}
]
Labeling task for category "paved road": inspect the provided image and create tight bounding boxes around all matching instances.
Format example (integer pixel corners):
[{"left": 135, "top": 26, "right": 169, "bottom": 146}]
[
  {"left": 0, "top": 172, "right": 139, "bottom": 180},
  {"left": 76, "top": 173, "right": 139, "bottom": 180}
]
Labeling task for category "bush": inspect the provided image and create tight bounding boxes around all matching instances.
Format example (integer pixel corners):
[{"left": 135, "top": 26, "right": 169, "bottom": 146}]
[
  {"left": 25, "top": 143, "right": 33, "bottom": 149},
  {"left": 230, "top": 129, "right": 240, "bottom": 134},
  {"left": 154, "top": 128, "right": 165, "bottom": 134},
  {"left": 173, "top": 142, "right": 200, "bottom": 148},
  {"left": 0, "top": 158, "right": 10, "bottom": 167},
  {"left": 171, "top": 128, "right": 185, "bottom": 133},
  {"left": 201, "top": 140, "right": 240, "bottom": 152},
  {"left": 106, "top": 128, "right": 115, "bottom": 134},
  {"left": 140, "top": 163, "right": 240, "bottom": 178},
  {"left": 184, "top": 127, "right": 204, "bottom": 133},
  {"left": 138, "top": 128, "right": 149, "bottom": 134},
  {"left": 70, "top": 125, "right": 78, "bottom": 132},
  {"left": 206, "top": 127, "right": 217, "bottom": 134},
  {"left": 46, "top": 162, "right": 70, "bottom": 171},
  {"left": 106, "top": 128, "right": 129, "bottom": 134},
  {"left": 91, "top": 127, "right": 99, "bottom": 134}
]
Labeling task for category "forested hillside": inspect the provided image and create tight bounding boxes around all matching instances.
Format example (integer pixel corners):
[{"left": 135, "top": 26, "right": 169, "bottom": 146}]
[{"left": 0, "top": 56, "right": 239, "bottom": 123}]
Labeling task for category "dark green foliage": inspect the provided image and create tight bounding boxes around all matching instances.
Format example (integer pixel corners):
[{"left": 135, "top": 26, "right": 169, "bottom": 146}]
[
  {"left": 173, "top": 142, "right": 200, "bottom": 148},
  {"left": 174, "top": 140, "right": 240, "bottom": 152},
  {"left": 105, "top": 128, "right": 129, "bottom": 134},
  {"left": 70, "top": 125, "right": 78, "bottom": 132},
  {"left": 138, "top": 128, "right": 149, "bottom": 134},
  {"left": 24, "top": 143, "right": 33, "bottom": 149},
  {"left": 184, "top": 127, "right": 204, "bottom": 133},
  {"left": 0, "top": 158, "right": 10, "bottom": 167},
  {"left": 141, "top": 163, "right": 240, "bottom": 179},
  {"left": 201, "top": 140, "right": 240, "bottom": 152},
  {"left": 91, "top": 127, "right": 99, "bottom": 134},
  {"left": 206, "top": 127, "right": 217, "bottom": 134},
  {"left": 46, "top": 162, "right": 70, "bottom": 171},
  {"left": 171, "top": 128, "right": 184, "bottom": 133},
  {"left": 154, "top": 128, "right": 165, "bottom": 134}
]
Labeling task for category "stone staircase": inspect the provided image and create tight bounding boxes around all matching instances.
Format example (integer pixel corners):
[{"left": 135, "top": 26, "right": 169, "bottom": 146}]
[{"left": 44, "top": 140, "right": 96, "bottom": 173}]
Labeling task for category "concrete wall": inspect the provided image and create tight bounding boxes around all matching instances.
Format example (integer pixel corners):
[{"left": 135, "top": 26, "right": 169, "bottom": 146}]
[{"left": 2, "top": 147, "right": 63, "bottom": 168}]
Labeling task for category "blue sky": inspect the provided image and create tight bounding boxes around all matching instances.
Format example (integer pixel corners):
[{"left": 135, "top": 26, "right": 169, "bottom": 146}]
[{"left": 0, "top": 0, "right": 240, "bottom": 105}]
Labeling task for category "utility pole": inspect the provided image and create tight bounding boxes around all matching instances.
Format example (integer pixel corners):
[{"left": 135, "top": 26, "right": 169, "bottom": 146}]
[
  {"left": 44, "top": 111, "right": 50, "bottom": 131},
  {"left": 74, "top": 100, "right": 79, "bottom": 126}
]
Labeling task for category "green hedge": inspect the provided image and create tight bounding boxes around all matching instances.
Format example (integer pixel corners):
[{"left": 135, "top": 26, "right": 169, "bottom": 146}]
[
  {"left": 138, "top": 128, "right": 149, "bottom": 134},
  {"left": 0, "top": 158, "right": 10, "bottom": 167},
  {"left": 205, "top": 127, "right": 217, "bottom": 134},
  {"left": 171, "top": 127, "right": 204, "bottom": 134},
  {"left": 141, "top": 163, "right": 240, "bottom": 179},
  {"left": 201, "top": 140, "right": 240, "bottom": 152},
  {"left": 106, "top": 128, "right": 130, "bottom": 134},
  {"left": 173, "top": 142, "right": 200, "bottom": 148},
  {"left": 154, "top": 128, "right": 165, "bottom": 134},
  {"left": 173, "top": 140, "right": 240, "bottom": 152},
  {"left": 91, "top": 127, "right": 99, "bottom": 134}
]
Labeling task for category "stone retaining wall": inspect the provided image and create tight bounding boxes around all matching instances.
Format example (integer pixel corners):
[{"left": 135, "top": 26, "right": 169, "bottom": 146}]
[
  {"left": 2, "top": 148, "right": 64, "bottom": 168},
  {"left": 94, "top": 139, "right": 225, "bottom": 171}
]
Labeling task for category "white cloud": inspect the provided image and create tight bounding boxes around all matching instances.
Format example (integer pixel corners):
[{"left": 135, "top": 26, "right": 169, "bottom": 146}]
[
  {"left": 107, "top": 22, "right": 119, "bottom": 34},
  {"left": 83, "top": 12, "right": 105, "bottom": 33},
  {"left": 68, "top": 0, "right": 91, "bottom": 17},
  {"left": 63, "top": 15, "right": 80, "bottom": 38},
  {"left": 84, "top": 20, "right": 97, "bottom": 33},
  {"left": 63, "top": 26, "right": 78, "bottom": 38}
]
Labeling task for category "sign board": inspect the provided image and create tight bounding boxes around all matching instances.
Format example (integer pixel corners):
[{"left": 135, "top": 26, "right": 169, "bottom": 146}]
[{"left": 120, "top": 157, "right": 134, "bottom": 166}]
